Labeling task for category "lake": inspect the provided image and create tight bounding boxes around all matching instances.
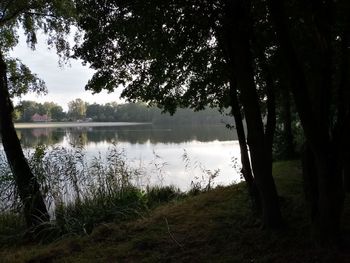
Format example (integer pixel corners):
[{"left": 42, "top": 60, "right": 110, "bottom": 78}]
[{"left": 14, "top": 122, "right": 242, "bottom": 191}]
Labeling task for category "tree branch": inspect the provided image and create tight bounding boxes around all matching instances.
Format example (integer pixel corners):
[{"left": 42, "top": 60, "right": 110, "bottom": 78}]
[
  {"left": 24, "top": 11, "right": 59, "bottom": 19},
  {"left": 0, "top": 7, "right": 27, "bottom": 27}
]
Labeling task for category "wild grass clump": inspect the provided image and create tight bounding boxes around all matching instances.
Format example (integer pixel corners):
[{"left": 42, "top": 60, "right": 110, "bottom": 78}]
[
  {"left": 182, "top": 149, "right": 221, "bottom": 196},
  {"left": 53, "top": 186, "right": 147, "bottom": 236},
  {"left": 145, "top": 185, "right": 184, "bottom": 208},
  {"left": 50, "top": 185, "right": 186, "bottom": 239},
  {"left": 0, "top": 143, "right": 193, "bottom": 243},
  {"left": 0, "top": 213, "right": 26, "bottom": 246},
  {"left": 0, "top": 152, "right": 19, "bottom": 212}
]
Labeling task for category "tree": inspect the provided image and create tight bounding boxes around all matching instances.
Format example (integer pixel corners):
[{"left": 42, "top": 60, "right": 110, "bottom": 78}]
[
  {"left": 17, "top": 100, "right": 39, "bottom": 122},
  {"left": 50, "top": 104, "right": 65, "bottom": 121},
  {"left": 0, "top": 53, "right": 49, "bottom": 227},
  {"left": 68, "top": 98, "right": 87, "bottom": 120},
  {"left": 86, "top": 103, "right": 103, "bottom": 120},
  {"left": 75, "top": 0, "right": 283, "bottom": 228},
  {"left": 267, "top": 0, "right": 350, "bottom": 243},
  {"left": 0, "top": 0, "right": 76, "bottom": 229},
  {"left": 74, "top": 0, "right": 350, "bottom": 244}
]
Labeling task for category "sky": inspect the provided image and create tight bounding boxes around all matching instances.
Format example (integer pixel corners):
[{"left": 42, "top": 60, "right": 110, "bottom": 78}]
[{"left": 10, "top": 31, "right": 123, "bottom": 111}]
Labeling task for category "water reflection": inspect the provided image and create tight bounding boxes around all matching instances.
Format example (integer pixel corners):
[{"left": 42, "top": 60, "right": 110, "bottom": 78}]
[
  {"left": 8, "top": 123, "right": 241, "bottom": 190},
  {"left": 16, "top": 124, "right": 238, "bottom": 148}
]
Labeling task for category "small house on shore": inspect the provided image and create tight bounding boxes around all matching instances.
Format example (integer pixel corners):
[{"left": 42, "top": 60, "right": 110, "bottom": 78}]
[{"left": 31, "top": 113, "right": 51, "bottom": 122}]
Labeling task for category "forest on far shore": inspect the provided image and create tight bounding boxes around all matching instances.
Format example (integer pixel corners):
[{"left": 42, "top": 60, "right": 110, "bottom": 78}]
[{"left": 14, "top": 99, "right": 233, "bottom": 125}]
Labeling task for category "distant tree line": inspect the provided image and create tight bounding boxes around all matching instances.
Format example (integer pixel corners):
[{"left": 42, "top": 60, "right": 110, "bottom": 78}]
[
  {"left": 15, "top": 99, "right": 233, "bottom": 125},
  {"left": 15, "top": 101, "right": 65, "bottom": 122}
]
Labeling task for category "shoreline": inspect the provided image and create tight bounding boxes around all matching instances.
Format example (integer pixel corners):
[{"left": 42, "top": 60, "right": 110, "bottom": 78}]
[{"left": 14, "top": 122, "right": 152, "bottom": 129}]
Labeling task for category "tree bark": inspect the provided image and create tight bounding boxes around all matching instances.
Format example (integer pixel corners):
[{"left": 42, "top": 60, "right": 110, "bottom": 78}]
[
  {"left": 0, "top": 51, "right": 49, "bottom": 228},
  {"left": 223, "top": 0, "right": 283, "bottom": 229},
  {"left": 338, "top": 28, "right": 350, "bottom": 192},
  {"left": 301, "top": 143, "right": 318, "bottom": 222},
  {"left": 229, "top": 80, "right": 261, "bottom": 212},
  {"left": 281, "top": 88, "right": 296, "bottom": 159}
]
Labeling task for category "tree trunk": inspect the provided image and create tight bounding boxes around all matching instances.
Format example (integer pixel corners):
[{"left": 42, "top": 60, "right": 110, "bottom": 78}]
[
  {"left": 223, "top": 0, "right": 283, "bottom": 229},
  {"left": 343, "top": 148, "right": 350, "bottom": 192},
  {"left": 281, "top": 88, "right": 296, "bottom": 159},
  {"left": 301, "top": 143, "right": 318, "bottom": 222},
  {"left": 338, "top": 29, "right": 350, "bottom": 193},
  {"left": 302, "top": 143, "right": 344, "bottom": 243},
  {"left": 229, "top": 80, "right": 261, "bottom": 212},
  {"left": 267, "top": 0, "right": 344, "bottom": 243},
  {"left": 314, "top": 150, "right": 344, "bottom": 244},
  {"left": 0, "top": 51, "right": 49, "bottom": 228}
]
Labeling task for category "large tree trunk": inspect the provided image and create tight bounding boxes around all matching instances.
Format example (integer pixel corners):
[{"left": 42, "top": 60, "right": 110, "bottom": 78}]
[
  {"left": 301, "top": 143, "right": 318, "bottom": 222},
  {"left": 267, "top": 0, "right": 344, "bottom": 243},
  {"left": 314, "top": 152, "right": 344, "bottom": 243},
  {"left": 223, "top": 0, "right": 283, "bottom": 229},
  {"left": 338, "top": 27, "right": 350, "bottom": 193},
  {"left": 229, "top": 80, "right": 261, "bottom": 212},
  {"left": 0, "top": 51, "right": 49, "bottom": 228},
  {"left": 302, "top": 143, "right": 343, "bottom": 243}
]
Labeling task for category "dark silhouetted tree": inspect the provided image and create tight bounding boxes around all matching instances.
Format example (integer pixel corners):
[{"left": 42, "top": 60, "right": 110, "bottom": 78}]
[
  {"left": 75, "top": 0, "right": 283, "bottom": 228},
  {"left": 0, "top": 0, "right": 76, "bottom": 229}
]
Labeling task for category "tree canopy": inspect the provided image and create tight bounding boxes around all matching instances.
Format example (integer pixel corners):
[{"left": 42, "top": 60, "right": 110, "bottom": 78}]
[
  {"left": 75, "top": 0, "right": 284, "bottom": 228},
  {"left": 1, "top": 0, "right": 77, "bottom": 96},
  {"left": 74, "top": 0, "right": 350, "bottom": 243},
  {"left": 75, "top": 0, "right": 230, "bottom": 113},
  {"left": 0, "top": 0, "right": 77, "bottom": 229}
]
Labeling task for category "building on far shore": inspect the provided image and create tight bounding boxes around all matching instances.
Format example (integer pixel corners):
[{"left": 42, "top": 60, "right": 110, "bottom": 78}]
[{"left": 31, "top": 113, "right": 51, "bottom": 122}]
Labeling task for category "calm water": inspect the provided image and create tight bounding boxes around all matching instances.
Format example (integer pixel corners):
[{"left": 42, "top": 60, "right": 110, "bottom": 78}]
[{"left": 15, "top": 123, "right": 241, "bottom": 190}]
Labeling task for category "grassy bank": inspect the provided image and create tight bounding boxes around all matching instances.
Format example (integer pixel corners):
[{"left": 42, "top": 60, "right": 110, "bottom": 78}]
[{"left": 1, "top": 161, "right": 350, "bottom": 262}]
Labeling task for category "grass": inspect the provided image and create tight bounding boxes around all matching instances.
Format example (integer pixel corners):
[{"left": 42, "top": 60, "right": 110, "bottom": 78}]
[{"left": 1, "top": 161, "right": 350, "bottom": 262}]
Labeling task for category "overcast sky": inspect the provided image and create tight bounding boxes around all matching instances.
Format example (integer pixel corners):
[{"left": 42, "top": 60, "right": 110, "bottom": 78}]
[{"left": 10, "top": 32, "right": 123, "bottom": 111}]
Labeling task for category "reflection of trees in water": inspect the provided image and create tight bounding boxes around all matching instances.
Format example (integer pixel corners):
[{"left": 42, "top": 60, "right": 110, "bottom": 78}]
[
  {"left": 82, "top": 124, "right": 236, "bottom": 144},
  {"left": 16, "top": 124, "right": 237, "bottom": 148},
  {"left": 65, "top": 129, "right": 90, "bottom": 146},
  {"left": 17, "top": 128, "right": 65, "bottom": 148}
]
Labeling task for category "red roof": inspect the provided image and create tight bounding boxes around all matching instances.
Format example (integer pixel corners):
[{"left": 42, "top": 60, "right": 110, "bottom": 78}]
[{"left": 31, "top": 113, "right": 51, "bottom": 122}]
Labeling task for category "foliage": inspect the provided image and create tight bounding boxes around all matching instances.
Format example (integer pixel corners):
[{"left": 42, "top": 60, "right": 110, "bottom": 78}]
[
  {"left": 74, "top": 0, "right": 350, "bottom": 239},
  {"left": 0, "top": 0, "right": 78, "bottom": 96},
  {"left": 86, "top": 102, "right": 232, "bottom": 124},
  {"left": 53, "top": 186, "right": 147, "bottom": 237},
  {"left": 273, "top": 110, "right": 303, "bottom": 160},
  {"left": 0, "top": 152, "right": 17, "bottom": 212},
  {"left": 6, "top": 58, "right": 46, "bottom": 98},
  {"left": 0, "top": 143, "right": 187, "bottom": 240},
  {"left": 0, "top": 0, "right": 79, "bottom": 229},
  {"left": 145, "top": 185, "right": 183, "bottom": 208},
  {"left": 15, "top": 100, "right": 66, "bottom": 122},
  {"left": 74, "top": 0, "right": 229, "bottom": 114},
  {"left": 16, "top": 99, "right": 233, "bottom": 124},
  {"left": 0, "top": 213, "right": 26, "bottom": 246},
  {"left": 74, "top": 0, "right": 289, "bottom": 230},
  {"left": 68, "top": 98, "right": 87, "bottom": 121}
]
